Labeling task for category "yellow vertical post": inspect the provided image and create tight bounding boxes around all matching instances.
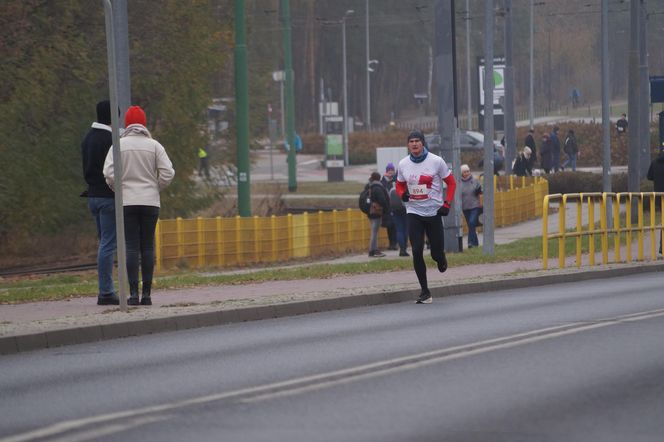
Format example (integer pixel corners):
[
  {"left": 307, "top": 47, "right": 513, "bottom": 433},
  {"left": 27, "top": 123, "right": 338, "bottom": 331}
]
[
  {"left": 197, "top": 217, "right": 205, "bottom": 268},
  {"left": 176, "top": 217, "right": 184, "bottom": 262},
  {"left": 613, "top": 194, "right": 621, "bottom": 263},
  {"left": 235, "top": 215, "right": 242, "bottom": 265},
  {"left": 649, "top": 193, "right": 657, "bottom": 259},
  {"left": 287, "top": 213, "right": 293, "bottom": 260},
  {"left": 271, "top": 215, "right": 278, "bottom": 263},
  {"left": 576, "top": 198, "right": 582, "bottom": 267},
  {"left": 332, "top": 210, "right": 339, "bottom": 253},
  {"left": 638, "top": 193, "right": 644, "bottom": 261},
  {"left": 542, "top": 195, "right": 550, "bottom": 270},
  {"left": 253, "top": 216, "right": 260, "bottom": 263},
  {"left": 216, "top": 216, "right": 224, "bottom": 267},
  {"left": 559, "top": 195, "right": 567, "bottom": 269},
  {"left": 588, "top": 198, "right": 595, "bottom": 266},
  {"left": 155, "top": 221, "right": 162, "bottom": 273},
  {"left": 625, "top": 194, "right": 632, "bottom": 262},
  {"left": 600, "top": 194, "right": 608, "bottom": 264}
]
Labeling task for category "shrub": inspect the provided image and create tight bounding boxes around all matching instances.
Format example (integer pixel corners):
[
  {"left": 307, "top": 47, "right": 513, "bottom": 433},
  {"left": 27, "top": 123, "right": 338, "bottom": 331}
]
[{"left": 546, "top": 171, "right": 651, "bottom": 194}]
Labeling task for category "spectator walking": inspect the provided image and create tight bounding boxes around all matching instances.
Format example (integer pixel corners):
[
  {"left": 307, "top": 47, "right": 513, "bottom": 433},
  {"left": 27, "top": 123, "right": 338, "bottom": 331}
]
[
  {"left": 616, "top": 113, "right": 628, "bottom": 136},
  {"left": 513, "top": 146, "right": 533, "bottom": 177},
  {"left": 81, "top": 100, "right": 118, "bottom": 306},
  {"left": 381, "top": 163, "right": 398, "bottom": 250},
  {"left": 396, "top": 130, "right": 457, "bottom": 304},
  {"left": 647, "top": 146, "right": 664, "bottom": 255},
  {"left": 550, "top": 126, "right": 562, "bottom": 172},
  {"left": 459, "top": 164, "right": 482, "bottom": 249},
  {"left": 363, "top": 172, "right": 390, "bottom": 257},
  {"left": 562, "top": 129, "right": 579, "bottom": 171},
  {"left": 198, "top": 145, "right": 210, "bottom": 179},
  {"left": 388, "top": 185, "right": 409, "bottom": 256},
  {"left": 524, "top": 128, "right": 537, "bottom": 166},
  {"left": 104, "top": 105, "right": 175, "bottom": 306},
  {"left": 540, "top": 132, "right": 553, "bottom": 174}
]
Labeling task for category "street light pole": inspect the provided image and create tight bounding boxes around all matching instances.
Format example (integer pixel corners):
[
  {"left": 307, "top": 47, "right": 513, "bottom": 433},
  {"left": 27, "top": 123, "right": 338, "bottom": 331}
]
[
  {"left": 366, "top": 0, "right": 371, "bottom": 131},
  {"left": 529, "top": 0, "right": 534, "bottom": 129},
  {"left": 466, "top": 0, "right": 472, "bottom": 130},
  {"left": 342, "top": 9, "right": 354, "bottom": 166}
]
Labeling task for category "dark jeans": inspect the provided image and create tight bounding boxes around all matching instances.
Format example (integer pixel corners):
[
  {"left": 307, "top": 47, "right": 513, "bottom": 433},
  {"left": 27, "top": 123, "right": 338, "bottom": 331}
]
[
  {"left": 392, "top": 211, "right": 408, "bottom": 250},
  {"left": 124, "top": 205, "right": 160, "bottom": 289},
  {"left": 88, "top": 197, "right": 116, "bottom": 295},
  {"left": 407, "top": 213, "right": 445, "bottom": 292},
  {"left": 463, "top": 207, "right": 482, "bottom": 247}
]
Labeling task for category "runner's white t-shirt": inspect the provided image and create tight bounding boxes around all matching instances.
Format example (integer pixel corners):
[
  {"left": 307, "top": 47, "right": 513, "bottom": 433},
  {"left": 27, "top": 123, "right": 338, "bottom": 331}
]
[{"left": 396, "top": 152, "right": 451, "bottom": 217}]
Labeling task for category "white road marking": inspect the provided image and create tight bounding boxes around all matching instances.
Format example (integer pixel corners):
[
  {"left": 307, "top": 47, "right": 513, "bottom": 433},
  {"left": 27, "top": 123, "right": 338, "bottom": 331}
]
[{"left": 3, "top": 308, "right": 664, "bottom": 442}]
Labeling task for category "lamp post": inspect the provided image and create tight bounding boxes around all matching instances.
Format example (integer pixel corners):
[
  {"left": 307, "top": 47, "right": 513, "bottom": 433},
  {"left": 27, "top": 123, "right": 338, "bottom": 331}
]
[{"left": 342, "top": 9, "right": 354, "bottom": 166}]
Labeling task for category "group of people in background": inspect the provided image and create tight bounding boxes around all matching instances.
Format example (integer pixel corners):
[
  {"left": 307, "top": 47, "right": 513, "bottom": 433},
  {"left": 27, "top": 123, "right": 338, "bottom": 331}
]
[
  {"left": 81, "top": 100, "right": 174, "bottom": 306},
  {"left": 512, "top": 126, "right": 579, "bottom": 176}
]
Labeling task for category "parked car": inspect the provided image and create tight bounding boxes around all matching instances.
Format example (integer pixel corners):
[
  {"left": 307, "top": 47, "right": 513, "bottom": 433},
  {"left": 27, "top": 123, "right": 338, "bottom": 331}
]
[{"left": 425, "top": 130, "right": 501, "bottom": 154}]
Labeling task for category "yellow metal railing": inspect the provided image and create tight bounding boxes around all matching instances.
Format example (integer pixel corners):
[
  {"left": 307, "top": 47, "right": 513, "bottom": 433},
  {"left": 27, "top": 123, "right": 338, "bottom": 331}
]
[
  {"left": 154, "top": 177, "right": 548, "bottom": 272},
  {"left": 542, "top": 192, "right": 664, "bottom": 269}
]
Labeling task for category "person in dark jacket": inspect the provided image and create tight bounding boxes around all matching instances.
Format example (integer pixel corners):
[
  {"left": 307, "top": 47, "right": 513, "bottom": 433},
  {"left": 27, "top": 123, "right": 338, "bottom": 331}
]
[
  {"left": 524, "top": 128, "right": 537, "bottom": 167},
  {"left": 513, "top": 147, "right": 533, "bottom": 177},
  {"left": 550, "top": 126, "right": 562, "bottom": 172},
  {"left": 381, "top": 163, "right": 398, "bottom": 250},
  {"left": 647, "top": 146, "right": 664, "bottom": 254},
  {"left": 81, "top": 100, "right": 118, "bottom": 305},
  {"left": 388, "top": 184, "right": 409, "bottom": 256},
  {"left": 365, "top": 172, "right": 390, "bottom": 257},
  {"left": 562, "top": 129, "right": 579, "bottom": 171},
  {"left": 540, "top": 133, "right": 553, "bottom": 174}
]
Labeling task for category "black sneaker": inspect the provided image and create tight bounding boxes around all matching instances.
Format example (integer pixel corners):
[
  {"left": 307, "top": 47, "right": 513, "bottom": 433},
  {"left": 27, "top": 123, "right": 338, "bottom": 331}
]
[
  {"left": 369, "top": 250, "right": 385, "bottom": 257},
  {"left": 127, "top": 296, "right": 140, "bottom": 306},
  {"left": 140, "top": 296, "right": 152, "bottom": 306},
  {"left": 97, "top": 293, "right": 119, "bottom": 305},
  {"left": 416, "top": 290, "right": 432, "bottom": 304},
  {"left": 437, "top": 253, "right": 448, "bottom": 273},
  {"left": 399, "top": 249, "right": 410, "bottom": 257}
]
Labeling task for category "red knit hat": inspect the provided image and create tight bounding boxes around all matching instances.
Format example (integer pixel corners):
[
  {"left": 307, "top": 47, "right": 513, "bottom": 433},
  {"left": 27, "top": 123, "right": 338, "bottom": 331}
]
[{"left": 124, "top": 105, "right": 146, "bottom": 127}]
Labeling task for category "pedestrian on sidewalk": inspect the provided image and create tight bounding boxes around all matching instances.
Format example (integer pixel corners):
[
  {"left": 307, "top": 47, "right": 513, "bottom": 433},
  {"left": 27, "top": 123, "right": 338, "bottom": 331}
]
[
  {"left": 381, "top": 163, "right": 398, "bottom": 250},
  {"left": 562, "top": 129, "right": 579, "bottom": 171},
  {"left": 616, "top": 113, "right": 628, "bottom": 136},
  {"left": 513, "top": 146, "right": 533, "bottom": 177},
  {"left": 364, "top": 172, "right": 390, "bottom": 257},
  {"left": 81, "top": 100, "right": 118, "bottom": 306},
  {"left": 524, "top": 128, "right": 537, "bottom": 167},
  {"left": 647, "top": 145, "right": 664, "bottom": 255},
  {"left": 550, "top": 126, "right": 562, "bottom": 172},
  {"left": 198, "top": 145, "right": 210, "bottom": 179},
  {"left": 540, "top": 132, "right": 553, "bottom": 174},
  {"left": 460, "top": 164, "right": 482, "bottom": 249},
  {"left": 104, "top": 105, "right": 175, "bottom": 306},
  {"left": 396, "top": 130, "right": 457, "bottom": 304},
  {"left": 388, "top": 184, "right": 409, "bottom": 256}
]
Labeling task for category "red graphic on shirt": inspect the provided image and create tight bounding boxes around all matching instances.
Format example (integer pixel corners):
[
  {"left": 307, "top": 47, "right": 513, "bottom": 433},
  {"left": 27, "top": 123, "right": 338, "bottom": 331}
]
[{"left": 410, "top": 174, "right": 433, "bottom": 200}]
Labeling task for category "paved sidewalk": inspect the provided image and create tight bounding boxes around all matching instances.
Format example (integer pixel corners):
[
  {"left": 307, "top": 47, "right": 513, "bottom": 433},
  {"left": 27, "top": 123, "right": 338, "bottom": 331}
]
[{"left": 2, "top": 208, "right": 663, "bottom": 355}]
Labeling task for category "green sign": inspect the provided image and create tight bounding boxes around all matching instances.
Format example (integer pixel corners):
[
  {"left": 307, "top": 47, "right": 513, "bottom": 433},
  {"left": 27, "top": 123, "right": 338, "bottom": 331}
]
[{"left": 326, "top": 134, "right": 343, "bottom": 156}]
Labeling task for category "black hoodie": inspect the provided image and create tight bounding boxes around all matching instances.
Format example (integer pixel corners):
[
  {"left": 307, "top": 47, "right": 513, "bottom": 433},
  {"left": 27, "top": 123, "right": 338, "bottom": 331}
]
[
  {"left": 647, "top": 151, "right": 664, "bottom": 193},
  {"left": 81, "top": 100, "right": 114, "bottom": 198}
]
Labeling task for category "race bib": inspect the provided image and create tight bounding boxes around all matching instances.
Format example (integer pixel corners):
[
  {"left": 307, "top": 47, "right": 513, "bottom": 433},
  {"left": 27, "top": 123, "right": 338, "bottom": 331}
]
[{"left": 409, "top": 184, "right": 428, "bottom": 196}]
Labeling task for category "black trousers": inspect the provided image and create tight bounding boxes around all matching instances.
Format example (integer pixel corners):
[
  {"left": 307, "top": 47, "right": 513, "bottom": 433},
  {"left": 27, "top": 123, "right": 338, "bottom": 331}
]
[
  {"left": 123, "top": 205, "right": 160, "bottom": 289},
  {"left": 407, "top": 213, "right": 445, "bottom": 292}
]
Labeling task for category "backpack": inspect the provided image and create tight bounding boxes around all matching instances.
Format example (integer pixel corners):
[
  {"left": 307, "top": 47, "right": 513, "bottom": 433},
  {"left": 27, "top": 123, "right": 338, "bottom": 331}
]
[{"left": 359, "top": 187, "right": 371, "bottom": 214}]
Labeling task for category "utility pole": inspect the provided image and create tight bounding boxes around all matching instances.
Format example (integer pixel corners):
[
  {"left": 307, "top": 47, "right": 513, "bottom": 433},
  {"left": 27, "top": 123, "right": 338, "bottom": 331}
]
[
  {"left": 435, "top": 0, "right": 461, "bottom": 252},
  {"left": 102, "top": 0, "right": 128, "bottom": 311},
  {"left": 628, "top": 0, "right": 641, "bottom": 195},
  {"left": 529, "top": 0, "right": 534, "bottom": 129},
  {"left": 465, "top": 0, "right": 472, "bottom": 130},
  {"left": 234, "top": 0, "right": 251, "bottom": 215},
  {"left": 483, "top": 0, "right": 495, "bottom": 255},
  {"left": 281, "top": 0, "right": 297, "bottom": 192},
  {"left": 503, "top": 0, "right": 516, "bottom": 175},
  {"left": 112, "top": 0, "right": 130, "bottom": 119},
  {"left": 366, "top": 0, "right": 371, "bottom": 131},
  {"left": 639, "top": 0, "right": 650, "bottom": 175},
  {"left": 601, "top": 0, "right": 612, "bottom": 227}
]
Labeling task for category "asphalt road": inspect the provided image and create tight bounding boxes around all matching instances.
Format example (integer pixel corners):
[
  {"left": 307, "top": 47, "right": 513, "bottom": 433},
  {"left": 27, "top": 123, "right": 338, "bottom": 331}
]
[{"left": 2, "top": 273, "right": 664, "bottom": 441}]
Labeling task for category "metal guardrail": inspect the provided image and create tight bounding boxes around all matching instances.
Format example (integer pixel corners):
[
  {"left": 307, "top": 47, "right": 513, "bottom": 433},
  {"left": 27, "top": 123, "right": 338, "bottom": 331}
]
[{"left": 542, "top": 192, "right": 664, "bottom": 269}]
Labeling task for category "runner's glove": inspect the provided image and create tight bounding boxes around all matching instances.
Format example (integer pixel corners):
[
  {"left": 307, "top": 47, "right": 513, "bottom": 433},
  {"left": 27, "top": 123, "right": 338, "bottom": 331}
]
[{"left": 437, "top": 201, "right": 451, "bottom": 217}]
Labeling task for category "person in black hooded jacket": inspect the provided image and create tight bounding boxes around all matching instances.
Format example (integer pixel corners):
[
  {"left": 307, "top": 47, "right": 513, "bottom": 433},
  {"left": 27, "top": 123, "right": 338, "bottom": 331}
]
[
  {"left": 81, "top": 100, "right": 118, "bottom": 305},
  {"left": 647, "top": 146, "right": 664, "bottom": 254}
]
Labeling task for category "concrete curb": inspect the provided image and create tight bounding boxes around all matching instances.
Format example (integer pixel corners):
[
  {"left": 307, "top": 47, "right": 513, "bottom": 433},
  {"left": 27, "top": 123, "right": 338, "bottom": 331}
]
[{"left": 1, "top": 262, "right": 663, "bottom": 355}]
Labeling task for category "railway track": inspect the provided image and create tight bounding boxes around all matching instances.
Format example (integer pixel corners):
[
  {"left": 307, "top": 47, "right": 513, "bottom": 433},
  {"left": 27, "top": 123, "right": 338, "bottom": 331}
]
[{"left": 0, "top": 263, "right": 97, "bottom": 278}]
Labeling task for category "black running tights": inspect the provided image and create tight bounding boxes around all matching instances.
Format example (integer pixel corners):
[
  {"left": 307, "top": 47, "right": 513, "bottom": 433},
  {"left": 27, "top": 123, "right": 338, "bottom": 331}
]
[{"left": 407, "top": 213, "right": 445, "bottom": 292}]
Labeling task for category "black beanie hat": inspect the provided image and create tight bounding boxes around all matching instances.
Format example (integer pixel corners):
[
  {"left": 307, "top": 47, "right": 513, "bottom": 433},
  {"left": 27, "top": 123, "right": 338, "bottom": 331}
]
[
  {"left": 96, "top": 100, "right": 111, "bottom": 125},
  {"left": 407, "top": 130, "right": 425, "bottom": 143}
]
